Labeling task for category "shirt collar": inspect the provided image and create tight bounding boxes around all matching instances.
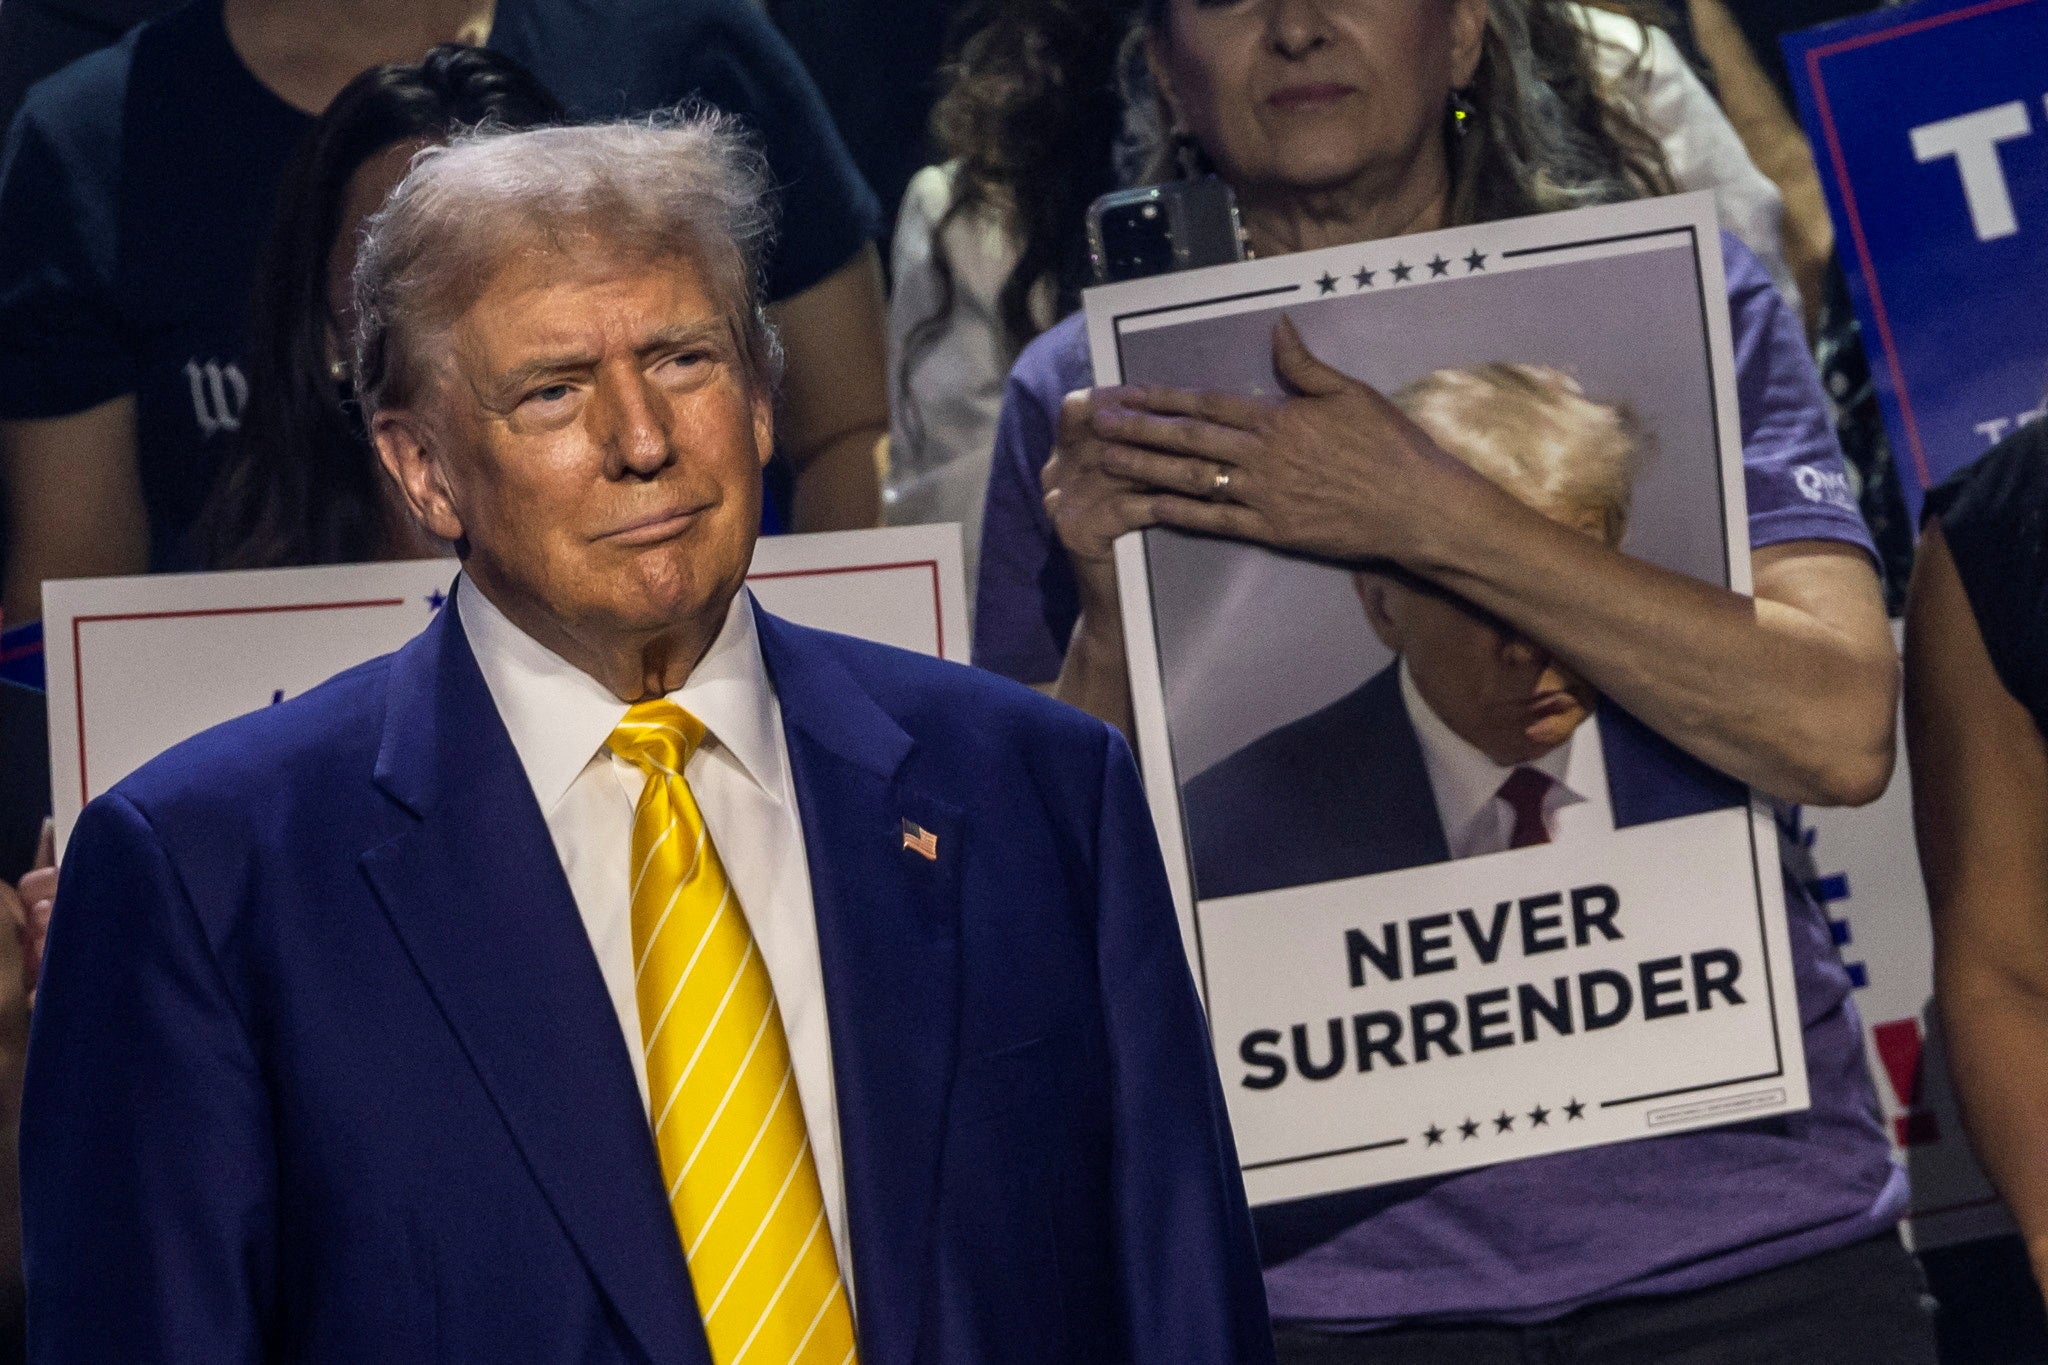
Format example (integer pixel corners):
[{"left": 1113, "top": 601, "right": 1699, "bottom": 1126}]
[
  {"left": 458, "top": 576, "right": 782, "bottom": 814},
  {"left": 1399, "top": 658, "right": 1583, "bottom": 843}
]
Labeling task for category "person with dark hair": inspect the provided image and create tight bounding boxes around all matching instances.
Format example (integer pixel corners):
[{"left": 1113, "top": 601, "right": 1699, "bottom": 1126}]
[
  {"left": 887, "top": 0, "right": 1793, "bottom": 595},
  {"left": 193, "top": 44, "right": 562, "bottom": 571},
  {"left": 0, "top": 0, "right": 885, "bottom": 625},
  {"left": 882, "top": 0, "right": 1138, "bottom": 584},
  {"left": 971, "top": 0, "right": 1922, "bottom": 1359}
]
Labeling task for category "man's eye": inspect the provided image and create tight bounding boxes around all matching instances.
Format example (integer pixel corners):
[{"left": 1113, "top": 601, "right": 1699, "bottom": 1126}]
[{"left": 526, "top": 383, "right": 573, "bottom": 405}]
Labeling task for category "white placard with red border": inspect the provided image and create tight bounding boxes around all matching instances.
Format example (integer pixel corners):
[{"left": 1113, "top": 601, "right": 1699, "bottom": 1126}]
[{"left": 43, "top": 524, "right": 966, "bottom": 854}]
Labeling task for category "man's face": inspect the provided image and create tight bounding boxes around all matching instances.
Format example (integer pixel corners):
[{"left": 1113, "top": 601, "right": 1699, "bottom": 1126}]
[
  {"left": 377, "top": 241, "right": 770, "bottom": 652},
  {"left": 1358, "top": 505, "right": 1607, "bottom": 767}
]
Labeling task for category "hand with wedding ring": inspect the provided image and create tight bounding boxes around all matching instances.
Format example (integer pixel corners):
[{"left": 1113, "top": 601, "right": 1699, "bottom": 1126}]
[{"left": 1084, "top": 315, "right": 1491, "bottom": 567}]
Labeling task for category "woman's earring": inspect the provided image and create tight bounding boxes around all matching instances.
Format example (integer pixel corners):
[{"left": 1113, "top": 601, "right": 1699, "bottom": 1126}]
[
  {"left": 1171, "top": 128, "right": 1204, "bottom": 180},
  {"left": 1450, "top": 88, "right": 1477, "bottom": 138},
  {"left": 328, "top": 357, "right": 349, "bottom": 382}
]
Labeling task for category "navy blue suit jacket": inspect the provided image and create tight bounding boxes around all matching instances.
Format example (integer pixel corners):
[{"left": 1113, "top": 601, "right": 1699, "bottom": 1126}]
[
  {"left": 1183, "top": 664, "right": 1745, "bottom": 899},
  {"left": 22, "top": 600, "right": 1273, "bottom": 1364}
]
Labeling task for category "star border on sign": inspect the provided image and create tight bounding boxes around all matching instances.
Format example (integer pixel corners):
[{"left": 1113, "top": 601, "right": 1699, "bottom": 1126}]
[
  {"left": 426, "top": 588, "right": 447, "bottom": 610},
  {"left": 1458, "top": 1116, "right": 1480, "bottom": 1140},
  {"left": 1564, "top": 1098, "right": 1586, "bottom": 1121},
  {"left": 1423, "top": 1123, "right": 1445, "bottom": 1147},
  {"left": 1465, "top": 248, "right": 1488, "bottom": 272},
  {"left": 1353, "top": 265, "right": 1376, "bottom": 288},
  {"left": 1390, "top": 260, "right": 1414, "bottom": 283},
  {"left": 1428, "top": 254, "right": 1451, "bottom": 277},
  {"left": 1494, "top": 1110, "right": 1515, "bottom": 1134},
  {"left": 1316, "top": 271, "right": 1338, "bottom": 294},
  {"left": 1527, "top": 1103, "right": 1550, "bottom": 1128}
]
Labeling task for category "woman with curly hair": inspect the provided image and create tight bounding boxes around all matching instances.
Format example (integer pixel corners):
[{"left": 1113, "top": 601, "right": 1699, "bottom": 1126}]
[
  {"left": 971, "top": 0, "right": 1925, "bottom": 1359},
  {"left": 886, "top": 0, "right": 1793, "bottom": 591}
]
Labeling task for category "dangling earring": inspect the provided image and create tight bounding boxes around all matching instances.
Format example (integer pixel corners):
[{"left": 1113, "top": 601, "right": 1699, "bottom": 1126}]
[
  {"left": 1449, "top": 88, "right": 1477, "bottom": 138},
  {"left": 328, "top": 357, "right": 349, "bottom": 382}
]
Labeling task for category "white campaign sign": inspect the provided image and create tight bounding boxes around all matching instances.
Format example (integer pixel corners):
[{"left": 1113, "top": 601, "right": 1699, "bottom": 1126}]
[
  {"left": 44, "top": 524, "right": 967, "bottom": 853},
  {"left": 1794, "top": 626, "right": 2014, "bottom": 1250},
  {"left": 1086, "top": 195, "right": 1810, "bottom": 1202}
]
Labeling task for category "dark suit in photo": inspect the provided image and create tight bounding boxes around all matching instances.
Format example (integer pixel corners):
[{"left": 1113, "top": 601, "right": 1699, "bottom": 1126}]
[{"left": 1182, "top": 662, "right": 1746, "bottom": 900}]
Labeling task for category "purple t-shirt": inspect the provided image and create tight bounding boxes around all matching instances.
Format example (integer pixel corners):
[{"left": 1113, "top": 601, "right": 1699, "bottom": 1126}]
[{"left": 973, "top": 235, "right": 1905, "bottom": 1326}]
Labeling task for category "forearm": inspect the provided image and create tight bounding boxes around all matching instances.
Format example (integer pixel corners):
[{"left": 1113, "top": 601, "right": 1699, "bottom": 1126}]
[
  {"left": 1409, "top": 472, "right": 1895, "bottom": 804},
  {"left": 1688, "top": 0, "right": 1833, "bottom": 333},
  {"left": 2, "top": 400, "right": 148, "bottom": 622},
  {"left": 788, "top": 426, "right": 882, "bottom": 532},
  {"left": 1050, "top": 599, "right": 1135, "bottom": 741},
  {"left": 1940, "top": 974, "right": 2048, "bottom": 1294}
]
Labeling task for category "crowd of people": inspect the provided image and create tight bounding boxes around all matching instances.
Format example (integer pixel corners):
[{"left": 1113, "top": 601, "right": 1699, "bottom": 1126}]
[{"left": 0, "top": 0, "right": 2044, "bottom": 1361}]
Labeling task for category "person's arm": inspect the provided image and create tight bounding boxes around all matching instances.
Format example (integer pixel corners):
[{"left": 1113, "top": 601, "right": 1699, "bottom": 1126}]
[
  {"left": 1089, "top": 318, "right": 1896, "bottom": 805},
  {"left": 1041, "top": 392, "right": 1144, "bottom": 736},
  {"left": 767, "top": 244, "right": 886, "bottom": 531},
  {"left": 1688, "top": 0, "right": 1834, "bottom": 336},
  {"left": 22, "top": 792, "right": 275, "bottom": 1359},
  {"left": 2, "top": 396, "right": 147, "bottom": 623},
  {"left": 1089, "top": 725, "right": 1272, "bottom": 1364},
  {"left": 1906, "top": 518, "right": 2048, "bottom": 1302}
]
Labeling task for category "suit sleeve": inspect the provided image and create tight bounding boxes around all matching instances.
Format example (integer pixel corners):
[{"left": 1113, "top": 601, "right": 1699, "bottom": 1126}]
[
  {"left": 1091, "top": 727, "right": 1275, "bottom": 1364},
  {"left": 22, "top": 792, "right": 274, "bottom": 1362}
]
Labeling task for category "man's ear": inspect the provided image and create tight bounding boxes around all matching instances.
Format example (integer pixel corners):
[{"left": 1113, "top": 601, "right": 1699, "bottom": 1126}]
[
  {"left": 1449, "top": 0, "right": 1489, "bottom": 90},
  {"left": 750, "top": 388, "right": 775, "bottom": 471},
  {"left": 1354, "top": 572, "right": 1404, "bottom": 653},
  {"left": 371, "top": 409, "right": 465, "bottom": 545}
]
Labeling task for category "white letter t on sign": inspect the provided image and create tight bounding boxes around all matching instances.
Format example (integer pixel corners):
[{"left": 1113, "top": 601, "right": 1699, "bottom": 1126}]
[{"left": 1911, "top": 101, "right": 2032, "bottom": 241}]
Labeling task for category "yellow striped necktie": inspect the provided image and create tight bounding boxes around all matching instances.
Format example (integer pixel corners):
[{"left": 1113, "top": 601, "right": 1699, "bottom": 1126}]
[{"left": 608, "top": 700, "right": 858, "bottom": 1365}]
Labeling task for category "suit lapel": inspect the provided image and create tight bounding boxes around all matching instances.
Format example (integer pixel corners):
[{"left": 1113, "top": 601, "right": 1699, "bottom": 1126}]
[
  {"left": 360, "top": 601, "right": 711, "bottom": 1365},
  {"left": 756, "top": 613, "right": 962, "bottom": 1365}
]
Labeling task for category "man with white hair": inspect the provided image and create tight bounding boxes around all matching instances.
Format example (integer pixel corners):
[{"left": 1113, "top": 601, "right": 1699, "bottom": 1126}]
[
  {"left": 20, "top": 117, "right": 1273, "bottom": 1365},
  {"left": 1185, "top": 365, "right": 1744, "bottom": 899}
]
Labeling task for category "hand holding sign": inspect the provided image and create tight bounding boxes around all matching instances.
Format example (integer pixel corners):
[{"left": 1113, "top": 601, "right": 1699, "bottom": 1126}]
[{"left": 1089, "top": 317, "right": 1489, "bottom": 567}]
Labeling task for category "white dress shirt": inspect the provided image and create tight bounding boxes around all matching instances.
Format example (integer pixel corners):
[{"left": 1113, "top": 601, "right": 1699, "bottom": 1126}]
[
  {"left": 1399, "top": 660, "right": 1615, "bottom": 861},
  {"left": 457, "top": 577, "right": 854, "bottom": 1293}
]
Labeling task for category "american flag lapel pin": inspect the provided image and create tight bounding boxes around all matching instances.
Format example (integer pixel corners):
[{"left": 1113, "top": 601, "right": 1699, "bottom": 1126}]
[{"left": 900, "top": 817, "right": 938, "bottom": 861}]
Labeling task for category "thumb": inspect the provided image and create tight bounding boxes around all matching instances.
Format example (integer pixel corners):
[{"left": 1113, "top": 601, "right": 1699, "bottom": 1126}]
[{"left": 1272, "top": 316, "right": 1350, "bottom": 397}]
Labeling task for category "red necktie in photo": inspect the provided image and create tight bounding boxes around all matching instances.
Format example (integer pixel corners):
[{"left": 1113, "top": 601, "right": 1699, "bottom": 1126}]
[{"left": 1499, "top": 766, "right": 1555, "bottom": 849}]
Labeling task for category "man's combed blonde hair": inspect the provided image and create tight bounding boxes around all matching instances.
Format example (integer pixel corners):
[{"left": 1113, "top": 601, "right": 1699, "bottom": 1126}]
[
  {"left": 350, "top": 111, "right": 783, "bottom": 414},
  {"left": 1392, "top": 363, "right": 1647, "bottom": 545}
]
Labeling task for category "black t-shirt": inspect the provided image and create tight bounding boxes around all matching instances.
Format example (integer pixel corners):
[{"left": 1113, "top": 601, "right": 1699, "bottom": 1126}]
[
  {"left": 487, "top": 0, "right": 881, "bottom": 304},
  {"left": 1926, "top": 420, "right": 2048, "bottom": 738},
  {"left": 0, "top": 0, "right": 880, "bottom": 566},
  {"left": 0, "top": 0, "right": 309, "bottom": 567}
]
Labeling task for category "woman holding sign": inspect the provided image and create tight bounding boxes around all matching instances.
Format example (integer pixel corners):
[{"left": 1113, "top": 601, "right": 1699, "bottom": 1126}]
[{"left": 972, "top": 0, "right": 1923, "bottom": 1360}]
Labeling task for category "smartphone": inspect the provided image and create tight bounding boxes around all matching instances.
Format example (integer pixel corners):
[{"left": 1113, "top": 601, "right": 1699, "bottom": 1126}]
[{"left": 1086, "top": 177, "right": 1247, "bottom": 285}]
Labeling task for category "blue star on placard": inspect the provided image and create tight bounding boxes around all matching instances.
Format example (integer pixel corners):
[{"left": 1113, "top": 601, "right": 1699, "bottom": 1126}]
[
  {"left": 1494, "top": 1111, "right": 1515, "bottom": 1134},
  {"left": 1353, "top": 265, "right": 1376, "bottom": 288},
  {"left": 426, "top": 588, "right": 447, "bottom": 610},
  {"left": 1391, "top": 261, "right": 1414, "bottom": 283},
  {"left": 1316, "top": 271, "right": 1338, "bottom": 294},
  {"left": 1458, "top": 1117, "right": 1480, "bottom": 1140},
  {"left": 1528, "top": 1104, "right": 1551, "bottom": 1128},
  {"left": 1465, "top": 249, "right": 1488, "bottom": 272},
  {"left": 1564, "top": 1098, "right": 1587, "bottom": 1121},
  {"left": 1428, "top": 254, "right": 1451, "bottom": 277},
  {"left": 1424, "top": 1124, "right": 1445, "bottom": 1147}
]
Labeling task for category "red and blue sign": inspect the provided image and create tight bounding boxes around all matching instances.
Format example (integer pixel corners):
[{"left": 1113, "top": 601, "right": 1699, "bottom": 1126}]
[{"left": 1785, "top": 0, "right": 2048, "bottom": 520}]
